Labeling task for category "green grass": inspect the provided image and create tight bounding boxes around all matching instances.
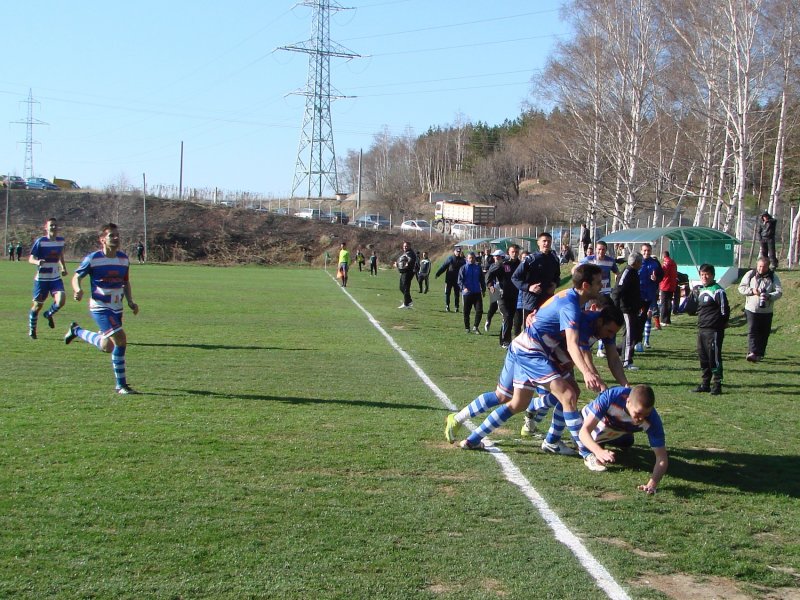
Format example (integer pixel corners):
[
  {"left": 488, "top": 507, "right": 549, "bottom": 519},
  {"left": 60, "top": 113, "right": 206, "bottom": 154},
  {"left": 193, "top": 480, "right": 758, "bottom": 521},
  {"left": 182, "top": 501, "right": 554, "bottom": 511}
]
[{"left": 1, "top": 260, "right": 798, "bottom": 599}]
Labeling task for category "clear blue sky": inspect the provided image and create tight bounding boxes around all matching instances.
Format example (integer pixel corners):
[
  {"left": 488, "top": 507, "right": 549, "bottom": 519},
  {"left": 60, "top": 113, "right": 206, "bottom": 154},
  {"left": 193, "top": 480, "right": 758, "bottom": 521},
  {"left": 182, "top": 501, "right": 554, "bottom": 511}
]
[{"left": 1, "top": 1, "right": 570, "bottom": 196}]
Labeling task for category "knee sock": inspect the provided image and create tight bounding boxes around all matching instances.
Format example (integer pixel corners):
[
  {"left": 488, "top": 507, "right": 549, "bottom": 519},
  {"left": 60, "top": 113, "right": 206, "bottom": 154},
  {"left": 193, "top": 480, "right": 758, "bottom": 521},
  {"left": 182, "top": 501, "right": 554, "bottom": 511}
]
[
  {"left": 545, "top": 404, "right": 566, "bottom": 444},
  {"left": 112, "top": 345, "right": 127, "bottom": 388},
  {"left": 455, "top": 392, "right": 500, "bottom": 423},
  {"left": 466, "top": 404, "right": 513, "bottom": 445},
  {"left": 526, "top": 392, "right": 557, "bottom": 422},
  {"left": 43, "top": 303, "right": 61, "bottom": 318},
  {"left": 29, "top": 310, "right": 38, "bottom": 332},
  {"left": 564, "top": 410, "right": 588, "bottom": 457},
  {"left": 76, "top": 326, "right": 104, "bottom": 349},
  {"left": 644, "top": 318, "right": 652, "bottom": 344}
]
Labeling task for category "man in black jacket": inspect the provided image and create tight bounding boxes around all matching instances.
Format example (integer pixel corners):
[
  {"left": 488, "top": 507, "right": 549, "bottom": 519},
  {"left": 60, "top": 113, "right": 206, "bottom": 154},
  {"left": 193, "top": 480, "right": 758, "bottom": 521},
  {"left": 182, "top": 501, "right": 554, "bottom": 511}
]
[
  {"left": 486, "top": 245, "right": 521, "bottom": 348},
  {"left": 435, "top": 246, "right": 466, "bottom": 312},
  {"left": 511, "top": 232, "right": 560, "bottom": 321},
  {"left": 396, "top": 241, "right": 418, "bottom": 309},
  {"left": 759, "top": 211, "right": 778, "bottom": 269},
  {"left": 612, "top": 252, "right": 644, "bottom": 371}
]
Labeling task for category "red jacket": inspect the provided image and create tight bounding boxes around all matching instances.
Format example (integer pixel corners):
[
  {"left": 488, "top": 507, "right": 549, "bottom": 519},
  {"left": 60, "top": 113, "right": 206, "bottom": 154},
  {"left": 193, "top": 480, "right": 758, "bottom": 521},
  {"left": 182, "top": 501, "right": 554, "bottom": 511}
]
[{"left": 659, "top": 257, "right": 678, "bottom": 292}]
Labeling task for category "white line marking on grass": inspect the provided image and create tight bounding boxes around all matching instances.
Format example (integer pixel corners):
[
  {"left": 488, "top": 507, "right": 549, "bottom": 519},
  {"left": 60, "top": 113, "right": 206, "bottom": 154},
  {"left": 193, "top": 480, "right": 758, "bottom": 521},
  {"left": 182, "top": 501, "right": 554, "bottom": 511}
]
[{"left": 331, "top": 274, "right": 631, "bottom": 600}]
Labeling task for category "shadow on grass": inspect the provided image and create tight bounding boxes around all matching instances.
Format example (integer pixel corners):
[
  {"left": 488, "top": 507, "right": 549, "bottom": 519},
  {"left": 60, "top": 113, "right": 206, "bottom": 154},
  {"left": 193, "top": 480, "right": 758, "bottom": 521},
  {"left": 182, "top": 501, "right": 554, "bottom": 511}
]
[
  {"left": 133, "top": 342, "right": 313, "bottom": 351},
  {"left": 161, "top": 387, "right": 441, "bottom": 411},
  {"left": 656, "top": 447, "right": 800, "bottom": 498}
]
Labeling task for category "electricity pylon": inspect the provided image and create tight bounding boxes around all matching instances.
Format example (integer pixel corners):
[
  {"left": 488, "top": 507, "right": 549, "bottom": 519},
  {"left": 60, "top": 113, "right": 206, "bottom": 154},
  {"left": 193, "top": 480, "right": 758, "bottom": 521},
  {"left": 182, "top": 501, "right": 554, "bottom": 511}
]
[
  {"left": 12, "top": 89, "right": 47, "bottom": 178},
  {"left": 280, "top": 0, "right": 359, "bottom": 199}
]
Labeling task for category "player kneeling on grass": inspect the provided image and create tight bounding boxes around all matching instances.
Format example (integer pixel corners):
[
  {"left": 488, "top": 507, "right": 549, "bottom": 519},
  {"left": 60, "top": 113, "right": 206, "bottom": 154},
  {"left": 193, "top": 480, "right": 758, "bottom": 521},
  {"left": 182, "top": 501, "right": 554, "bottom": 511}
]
[
  {"left": 578, "top": 384, "right": 668, "bottom": 495},
  {"left": 64, "top": 223, "right": 140, "bottom": 395}
]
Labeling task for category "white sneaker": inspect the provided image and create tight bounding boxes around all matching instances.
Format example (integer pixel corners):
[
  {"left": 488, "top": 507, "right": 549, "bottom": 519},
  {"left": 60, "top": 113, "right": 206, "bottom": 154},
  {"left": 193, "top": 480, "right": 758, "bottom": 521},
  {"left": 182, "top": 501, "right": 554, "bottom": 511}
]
[
  {"left": 541, "top": 440, "right": 577, "bottom": 456},
  {"left": 520, "top": 417, "right": 537, "bottom": 437},
  {"left": 596, "top": 348, "right": 606, "bottom": 358},
  {"left": 484, "top": 321, "right": 490, "bottom": 332},
  {"left": 624, "top": 364, "right": 640, "bottom": 371},
  {"left": 584, "top": 454, "right": 607, "bottom": 472},
  {"left": 398, "top": 303, "right": 409, "bottom": 309}
]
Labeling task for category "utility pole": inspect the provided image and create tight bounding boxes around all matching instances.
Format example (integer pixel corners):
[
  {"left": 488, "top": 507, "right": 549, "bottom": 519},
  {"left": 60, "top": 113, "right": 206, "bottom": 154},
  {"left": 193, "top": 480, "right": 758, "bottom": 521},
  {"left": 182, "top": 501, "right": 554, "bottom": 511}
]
[
  {"left": 280, "top": 0, "right": 359, "bottom": 199},
  {"left": 12, "top": 89, "right": 47, "bottom": 179}
]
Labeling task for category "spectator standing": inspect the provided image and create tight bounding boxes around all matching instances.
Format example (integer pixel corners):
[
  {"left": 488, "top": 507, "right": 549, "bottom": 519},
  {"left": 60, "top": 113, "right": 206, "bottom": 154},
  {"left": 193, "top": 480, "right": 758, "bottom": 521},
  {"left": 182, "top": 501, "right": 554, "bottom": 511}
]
[
  {"left": 612, "top": 252, "right": 644, "bottom": 371},
  {"left": 355, "top": 247, "right": 366, "bottom": 272},
  {"left": 15, "top": 241, "right": 23, "bottom": 261},
  {"left": 396, "top": 241, "right": 417, "bottom": 309},
  {"left": 758, "top": 211, "right": 778, "bottom": 269},
  {"left": 558, "top": 243, "right": 575, "bottom": 265},
  {"left": 738, "top": 257, "right": 782, "bottom": 362},
  {"left": 658, "top": 251, "right": 678, "bottom": 325},
  {"left": 368, "top": 249, "right": 378, "bottom": 276},
  {"left": 580, "top": 225, "right": 592, "bottom": 257},
  {"left": 686, "top": 264, "right": 730, "bottom": 395},
  {"left": 484, "top": 249, "right": 505, "bottom": 333},
  {"left": 136, "top": 240, "right": 145, "bottom": 264},
  {"left": 638, "top": 243, "right": 663, "bottom": 348},
  {"left": 488, "top": 245, "right": 521, "bottom": 348},
  {"left": 417, "top": 252, "right": 431, "bottom": 293},
  {"left": 434, "top": 247, "right": 466, "bottom": 312},
  {"left": 511, "top": 232, "right": 560, "bottom": 322},
  {"left": 7, "top": 242, "right": 14, "bottom": 260},
  {"left": 458, "top": 252, "right": 486, "bottom": 334}
]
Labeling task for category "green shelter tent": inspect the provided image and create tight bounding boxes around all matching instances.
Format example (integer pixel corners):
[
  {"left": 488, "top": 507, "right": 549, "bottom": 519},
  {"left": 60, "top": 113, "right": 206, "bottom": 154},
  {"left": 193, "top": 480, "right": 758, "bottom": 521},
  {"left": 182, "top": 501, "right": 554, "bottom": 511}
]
[{"left": 599, "top": 226, "right": 741, "bottom": 286}]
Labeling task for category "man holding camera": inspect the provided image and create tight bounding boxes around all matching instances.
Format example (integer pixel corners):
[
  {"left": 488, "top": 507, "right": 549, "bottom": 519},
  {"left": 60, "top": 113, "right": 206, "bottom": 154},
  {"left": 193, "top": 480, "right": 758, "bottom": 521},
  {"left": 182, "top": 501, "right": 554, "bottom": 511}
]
[{"left": 738, "top": 257, "right": 782, "bottom": 362}]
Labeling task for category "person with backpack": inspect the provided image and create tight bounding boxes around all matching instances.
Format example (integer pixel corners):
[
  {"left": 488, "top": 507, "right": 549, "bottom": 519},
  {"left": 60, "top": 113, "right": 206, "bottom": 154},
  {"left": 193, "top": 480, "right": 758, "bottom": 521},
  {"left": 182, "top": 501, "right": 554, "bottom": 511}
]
[
  {"left": 738, "top": 257, "right": 782, "bottom": 362},
  {"left": 395, "top": 241, "right": 417, "bottom": 309}
]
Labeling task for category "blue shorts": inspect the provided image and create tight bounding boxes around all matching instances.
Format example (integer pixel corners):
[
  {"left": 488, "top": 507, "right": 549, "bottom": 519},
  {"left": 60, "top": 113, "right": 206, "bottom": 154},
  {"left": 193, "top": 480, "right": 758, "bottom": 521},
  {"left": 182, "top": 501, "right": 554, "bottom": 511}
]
[
  {"left": 90, "top": 309, "right": 124, "bottom": 337},
  {"left": 507, "top": 347, "right": 565, "bottom": 390},
  {"left": 32, "top": 279, "right": 65, "bottom": 302}
]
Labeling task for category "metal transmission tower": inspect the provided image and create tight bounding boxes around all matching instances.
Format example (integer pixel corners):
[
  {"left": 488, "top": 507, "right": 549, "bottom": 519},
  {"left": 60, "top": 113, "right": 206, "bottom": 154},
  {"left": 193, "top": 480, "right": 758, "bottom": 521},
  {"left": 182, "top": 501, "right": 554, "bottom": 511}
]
[
  {"left": 12, "top": 89, "right": 47, "bottom": 178},
  {"left": 280, "top": 1, "right": 359, "bottom": 199}
]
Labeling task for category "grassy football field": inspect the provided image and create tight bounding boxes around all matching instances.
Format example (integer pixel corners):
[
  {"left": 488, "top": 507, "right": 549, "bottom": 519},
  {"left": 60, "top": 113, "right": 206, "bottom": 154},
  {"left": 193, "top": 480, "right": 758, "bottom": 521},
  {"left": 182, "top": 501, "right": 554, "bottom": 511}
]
[{"left": 1, "top": 260, "right": 798, "bottom": 599}]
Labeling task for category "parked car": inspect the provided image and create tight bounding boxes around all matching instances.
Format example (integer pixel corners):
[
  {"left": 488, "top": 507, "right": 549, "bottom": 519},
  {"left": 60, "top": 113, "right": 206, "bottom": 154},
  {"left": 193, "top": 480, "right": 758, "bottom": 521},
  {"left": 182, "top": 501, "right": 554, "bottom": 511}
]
[
  {"left": 399, "top": 219, "right": 434, "bottom": 233},
  {"left": 2, "top": 175, "right": 27, "bottom": 189},
  {"left": 450, "top": 223, "right": 480, "bottom": 240},
  {"left": 328, "top": 211, "right": 350, "bottom": 224},
  {"left": 295, "top": 208, "right": 323, "bottom": 220},
  {"left": 352, "top": 214, "right": 391, "bottom": 229},
  {"left": 26, "top": 177, "right": 60, "bottom": 190}
]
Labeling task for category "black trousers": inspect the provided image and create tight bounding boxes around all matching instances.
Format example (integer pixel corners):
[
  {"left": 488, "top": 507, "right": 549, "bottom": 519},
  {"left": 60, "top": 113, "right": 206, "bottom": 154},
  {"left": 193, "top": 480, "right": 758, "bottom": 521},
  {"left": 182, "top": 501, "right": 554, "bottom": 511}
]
[
  {"left": 745, "top": 310, "right": 773, "bottom": 357},
  {"left": 697, "top": 328, "right": 725, "bottom": 384},
  {"left": 659, "top": 290, "right": 674, "bottom": 324},
  {"left": 444, "top": 281, "right": 460, "bottom": 309},
  {"left": 463, "top": 293, "right": 483, "bottom": 329},
  {"left": 498, "top": 297, "right": 516, "bottom": 345},
  {"left": 513, "top": 308, "right": 524, "bottom": 337},
  {"left": 369, "top": 260, "right": 377, "bottom": 275},
  {"left": 760, "top": 239, "right": 777, "bottom": 268},
  {"left": 399, "top": 272, "right": 414, "bottom": 306},
  {"left": 417, "top": 274, "right": 429, "bottom": 293},
  {"left": 622, "top": 312, "right": 644, "bottom": 365}
]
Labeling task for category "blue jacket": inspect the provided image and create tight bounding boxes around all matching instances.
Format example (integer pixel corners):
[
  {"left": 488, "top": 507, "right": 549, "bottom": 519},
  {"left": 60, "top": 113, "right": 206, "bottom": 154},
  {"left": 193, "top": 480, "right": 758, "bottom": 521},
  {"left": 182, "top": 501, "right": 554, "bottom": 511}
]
[
  {"left": 458, "top": 263, "right": 485, "bottom": 295},
  {"left": 638, "top": 257, "right": 663, "bottom": 303}
]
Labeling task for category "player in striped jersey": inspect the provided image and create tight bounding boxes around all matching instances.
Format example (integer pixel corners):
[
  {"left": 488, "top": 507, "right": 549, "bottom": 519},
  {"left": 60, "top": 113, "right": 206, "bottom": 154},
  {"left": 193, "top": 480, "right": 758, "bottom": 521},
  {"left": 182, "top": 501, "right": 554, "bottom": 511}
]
[
  {"left": 578, "top": 384, "right": 668, "bottom": 492},
  {"left": 451, "top": 264, "right": 606, "bottom": 452},
  {"left": 27, "top": 218, "right": 68, "bottom": 339},
  {"left": 64, "top": 223, "right": 140, "bottom": 394}
]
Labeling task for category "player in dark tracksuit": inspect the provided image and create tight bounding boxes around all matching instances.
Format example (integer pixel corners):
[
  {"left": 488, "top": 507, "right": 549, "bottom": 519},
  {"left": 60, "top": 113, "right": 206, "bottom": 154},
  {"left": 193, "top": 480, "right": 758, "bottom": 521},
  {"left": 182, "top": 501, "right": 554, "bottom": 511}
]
[
  {"left": 435, "top": 247, "right": 467, "bottom": 312},
  {"left": 687, "top": 264, "right": 730, "bottom": 396}
]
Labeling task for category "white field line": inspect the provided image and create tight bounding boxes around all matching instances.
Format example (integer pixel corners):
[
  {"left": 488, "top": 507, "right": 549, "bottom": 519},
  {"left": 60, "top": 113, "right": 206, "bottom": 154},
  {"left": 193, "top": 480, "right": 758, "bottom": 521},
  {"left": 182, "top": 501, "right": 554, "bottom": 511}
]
[{"left": 332, "top": 275, "right": 631, "bottom": 600}]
